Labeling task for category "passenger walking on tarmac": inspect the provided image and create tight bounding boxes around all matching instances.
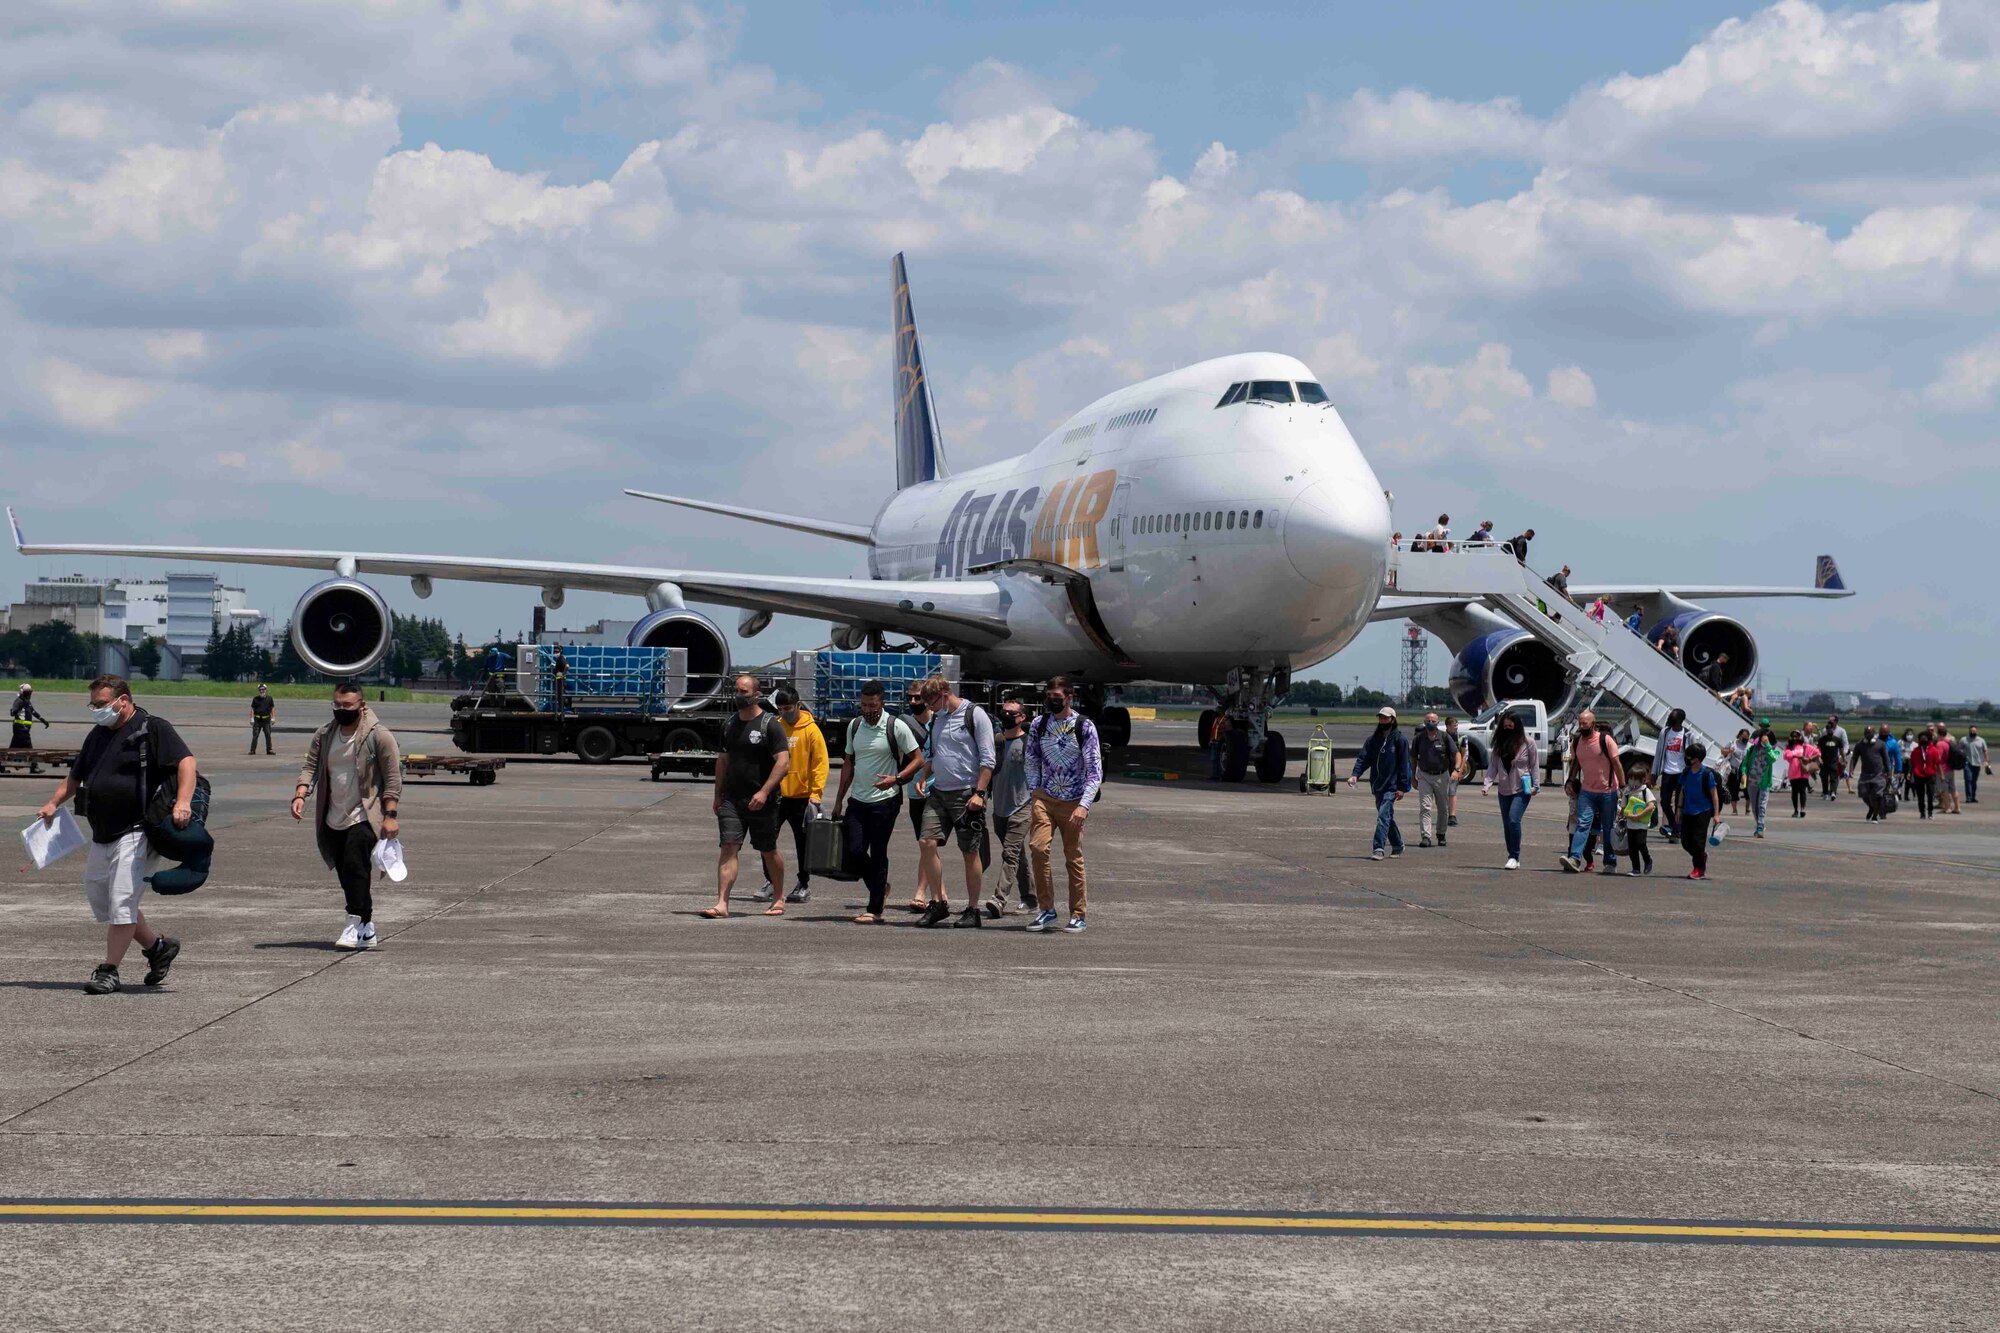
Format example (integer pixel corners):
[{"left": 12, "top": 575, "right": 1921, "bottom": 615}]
[
  {"left": 1907, "top": 725, "right": 1941, "bottom": 819},
  {"left": 1411, "top": 712, "right": 1457, "bottom": 848},
  {"left": 292, "top": 680, "right": 404, "bottom": 950},
  {"left": 1480, "top": 710, "right": 1537, "bottom": 869},
  {"left": 1656, "top": 708, "right": 1690, "bottom": 838},
  {"left": 1743, "top": 723, "right": 1782, "bottom": 837},
  {"left": 36, "top": 676, "right": 192, "bottom": 994},
  {"left": 1677, "top": 745, "right": 1722, "bottom": 880},
  {"left": 1884, "top": 727, "right": 1904, "bottom": 798},
  {"left": 983, "top": 699, "right": 1037, "bottom": 917},
  {"left": 831, "top": 680, "right": 924, "bottom": 925},
  {"left": 1559, "top": 710, "right": 1623, "bottom": 875},
  {"left": 898, "top": 685, "right": 934, "bottom": 913},
  {"left": 1900, "top": 729, "right": 1918, "bottom": 801},
  {"left": 1820, "top": 715, "right": 1846, "bottom": 802},
  {"left": 1935, "top": 724, "right": 1963, "bottom": 815},
  {"left": 1966, "top": 725, "right": 1989, "bottom": 803},
  {"left": 1617, "top": 771, "right": 1658, "bottom": 877},
  {"left": 1445, "top": 715, "right": 1465, "bottom": 828},
  {"left": 11, "top": 682, "right": 50, "bottom": 748},
  {"left": 1025, "top": 675, "right": 1102, "bottom": 933},
  {"left": 1852, "top": 727, "right": 1891, "bottom": 822},
  {"left": 1349, "top": 706, "right": 1412, "bottom": 861},
  {"left": 702, "top": 675, "right": 791, "bottom": 919},
  {"left": 249, "top": 683, "right": 275, "bottom": 755},
  {"left": 1721, "top": 728, "right": 1748, "bottom": 815},
  {"left": 910, "top": 674, "right": 995, "bottom": 930},
  {"left": 758, "top": 688, "right": 826, "bottom": 905},
  {"left": 1782, "top": 730, "right": 1818, "bottom": 818}
]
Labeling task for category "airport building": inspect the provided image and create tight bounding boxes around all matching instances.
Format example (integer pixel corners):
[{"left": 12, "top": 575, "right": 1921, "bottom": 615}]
[
  {"left": 4, "top": 575, "right": 130, "bottom": 642},
  {"left": 7, "top": 571, "right": 275, "bottom": 677}
]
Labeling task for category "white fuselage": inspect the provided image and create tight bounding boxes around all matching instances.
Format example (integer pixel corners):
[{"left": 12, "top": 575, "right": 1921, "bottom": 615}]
[{"left": 866, "top": 353, "right": 1393, "bottom": 684}]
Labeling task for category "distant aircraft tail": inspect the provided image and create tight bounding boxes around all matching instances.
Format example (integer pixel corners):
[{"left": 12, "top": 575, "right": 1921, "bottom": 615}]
[
  {"left": 892, "top": 252, "right": 948, "bottom": 489},
  {"left": 1815, "top": 555, "right": 1845, "bottom": 591}
]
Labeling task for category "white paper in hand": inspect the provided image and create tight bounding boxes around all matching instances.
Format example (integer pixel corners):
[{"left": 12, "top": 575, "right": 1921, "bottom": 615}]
[
  {"left": 22, "top": 810, "right": 87, "bottom": 870},
  {"left": 370, "top": 836, "right": 408, "bottom": 883}
]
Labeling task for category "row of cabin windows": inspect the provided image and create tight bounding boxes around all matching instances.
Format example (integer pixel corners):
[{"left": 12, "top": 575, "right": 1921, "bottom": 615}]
[
  {"left": 1214, "top": 380, "right": 1330, "bottom": 407},
  {"left": 1131, "top": 508, "right": 1264, "bottom": 537}
]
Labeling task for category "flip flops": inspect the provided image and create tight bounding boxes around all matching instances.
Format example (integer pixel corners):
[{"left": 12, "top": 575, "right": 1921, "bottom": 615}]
[{"left": 699, "top": 906, "right": 729, "bottom": 919}]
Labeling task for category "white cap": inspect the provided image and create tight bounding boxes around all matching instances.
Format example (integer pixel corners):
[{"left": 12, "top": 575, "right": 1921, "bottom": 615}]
[{"left": 1377, "top": 706, "right": 1397, "bottom": 719}]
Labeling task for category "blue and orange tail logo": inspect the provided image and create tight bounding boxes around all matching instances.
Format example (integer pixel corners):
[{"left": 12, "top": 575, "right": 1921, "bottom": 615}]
[{"left": 1814, "top": 555, "right": 1845, "bottom": 591}]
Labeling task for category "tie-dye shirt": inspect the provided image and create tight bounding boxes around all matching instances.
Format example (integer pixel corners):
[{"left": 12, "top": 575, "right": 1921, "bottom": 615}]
[{"left": 1025, "top": 711, "right": 1103, "bottom": 808}]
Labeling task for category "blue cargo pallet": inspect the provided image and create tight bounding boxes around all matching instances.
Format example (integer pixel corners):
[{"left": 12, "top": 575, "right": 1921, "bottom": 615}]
[
  {"left": 517, "top": 645, "right": 689, "bottom": 713},
  {"left": 791, "top": 651, "right": 959, "bottom": 724}
]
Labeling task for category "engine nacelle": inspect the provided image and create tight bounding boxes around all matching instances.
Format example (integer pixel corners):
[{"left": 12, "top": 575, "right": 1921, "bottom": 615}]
[
  {"left": 1648, "top": 610, "right": 1756, "bottom": 691},
  {"left": 292, "top": 579, "right": 392, "bottom": 677},
  {"left": 1449, "top": 629, "right": 1575, "bottom": 718},
  {"left": 830, "top": 623, "right": 868, "bottom": 651},
  {"left": 627, "top": 607, "right": 729, "bottom": 704}
]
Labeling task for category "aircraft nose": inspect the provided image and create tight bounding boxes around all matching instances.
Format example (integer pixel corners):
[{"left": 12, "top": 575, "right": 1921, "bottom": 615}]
[{"left": 1285, "top": 479, "right": 1391, "bottom": 593}]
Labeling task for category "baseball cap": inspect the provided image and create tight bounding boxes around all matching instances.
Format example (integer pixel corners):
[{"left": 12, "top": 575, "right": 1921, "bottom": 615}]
[{"left": 1377, "top": 706, "right": 1397, "bottom": 719}]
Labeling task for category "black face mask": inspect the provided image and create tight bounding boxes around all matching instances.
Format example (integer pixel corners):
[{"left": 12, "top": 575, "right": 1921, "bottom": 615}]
[
  {"left": 735, "top": 692, "right": 755, "bottom": 707},
  {"left": 1044, "top": 696, "right": 1065, "bottom": 714},
  {"left": 332, "top": 707, "right": 361, "bottom": 726}
]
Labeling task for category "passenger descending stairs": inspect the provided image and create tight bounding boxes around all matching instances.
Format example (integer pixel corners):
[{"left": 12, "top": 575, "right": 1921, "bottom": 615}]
[{"left": 1390, "top": 548, "right": 1750, "bottom": 755}]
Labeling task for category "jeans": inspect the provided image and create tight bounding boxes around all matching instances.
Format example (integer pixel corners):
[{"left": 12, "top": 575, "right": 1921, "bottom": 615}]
[
  {"left": 1748, "top": 785, "right": 1770, "bottom": 833},
  {"left": 331, "top": 821, "right": 378, "bottom": 922},
  {"left": 777, "top": 795, "right": 815, "bottom": 886},
  {"left": 842, "top": 796, "right": 901, "bottom": 916},
  {"left": 1497, "top": 792, "right": 1529, "bottom": 860},
  {"left": 1372, "top": 790, "right": 1404, "bottom": 854},
  {"left": 1966, "top": 766, "right": 1981, "bottom": 802},
  {"left": 1568, "top": 790, "right": 1618, "bottom": 867},
  {"left": 1681, "top": 811, "right": 1712, "bottom": 873}
]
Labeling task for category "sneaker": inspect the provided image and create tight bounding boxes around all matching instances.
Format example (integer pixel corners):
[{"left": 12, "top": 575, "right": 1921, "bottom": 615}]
[
  {"left": 83, "top": 963, "right": 120, "bottom": 995},
  {"left": 1062, "top": 916, "right": 1087, "bottom": 933},
  {"left": 1420, "top": 837, "right": 1433, "bottom": 848},
  {"left": 1504, "top": 858, "right": 1519, "bottom": 870},
  {"left": 357, "top": 923, "right": 378, "bottom": 950},
  {"left": 786, "top": 883, "right": 811, "bottom": 904},
  {"left": 751, "top": 881, "right": 776, "bottom": 902},
  {"left": 1370, "top": 848, "right": 1387, "bottom": 861},
  {"left": 1687, "top": 869, "right": 1705, "bottom": 880},
  {"left": 982, "top": 901, "right": 1003, "bottom": 920},
  {"left": 916, "top": 901, "right": 951, "bottom": 928},
  {"left": 1448, "top": 815, "right": 1459, "bottom": 828},
  {"left": 141, "top": 935, "right": 180, "bottom": 986},
  {"left": 335, "top": 915, "right": 363, "bottom": 951},
  {"left": 1437, "top": 837, "right": 1447, "bottom": 848},
  {"left": 1583, "top": 859, "right": 1595, "bottom": 873},
  {"left": 1559, "top": 856, "right": 1581, "bottom": 873},
  {"left": 1626, "top": 869, "right": 1641, "bottom": 877},
  {"left": 1027, "top": 909, "right": 1059, "bottom": 933},
  {"left": 1389, "top": 847, "right": 1403, "bottom": 858},
  {"left": 1754, "top": 830, "right": 1765, "bottom": 838},
  {"left": 1599, "top": 867, "right": 1620, "bottom": 875},
  {"left": 952, "top": 909, "right": 983, "bottom": 928}
]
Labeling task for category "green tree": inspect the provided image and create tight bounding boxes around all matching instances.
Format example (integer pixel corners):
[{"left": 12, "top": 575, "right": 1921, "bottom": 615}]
[
  {"left": 1802, "top": 692, "right": 1838, "bottom": 715},
  {"left": 22, "top": 620, "right": 87, "bottom": 677},
  {"left": 1976, "top": 700, "right": 1994, "bottom": 720},
  {"left": 0, "top": 628, "right": 25, "bottom": 672},
  {"left": 202, "top": 620, "right": 238, "bottom": 681},
  {"left": 274, "top": 626, "right": 311, "bottom": 683},
  {"left": 132, "top": 635, "right": 163, "bottom": 680},
  {"left": 450, "top": 633, "right": 479, "bottom": 685}
]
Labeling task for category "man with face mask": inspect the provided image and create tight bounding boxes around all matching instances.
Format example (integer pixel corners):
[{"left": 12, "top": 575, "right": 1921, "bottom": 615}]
[
  {"left": 292, "top": 680, "right": 403, "bottom": 950},
  {"left": 1025, "top": 675, "right": 1102, "bottom": 933},
  {"left": 1348, "top": 706, "right": 1413, "bottom": 860},
  {"left": 249, "top": 683, "right": 275, "bottom": 755},
  {"left": 37, "top": 676, "right": 195, "bottom": 993},
  {"left": 1559, "top": 709, "right": 1624, "bottom": 874},
  {"left": 982, "top": 698, "right": 1037, "bottom": 918},
  {"left": 1410, "top": 711, "right": 1457, "bottom": 848}
]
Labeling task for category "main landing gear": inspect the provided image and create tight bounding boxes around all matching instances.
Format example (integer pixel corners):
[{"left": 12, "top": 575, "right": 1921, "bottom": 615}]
[{"left": 1200, "top": 668, "right": 1290, "bottom": 785}]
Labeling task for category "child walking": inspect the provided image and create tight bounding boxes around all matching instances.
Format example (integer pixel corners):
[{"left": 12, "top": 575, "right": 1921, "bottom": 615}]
[{"left": 1619, "top": 771, "right": 1658, "bottom": 877}]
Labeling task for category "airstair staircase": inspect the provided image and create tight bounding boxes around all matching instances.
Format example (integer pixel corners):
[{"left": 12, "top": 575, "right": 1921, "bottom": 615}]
[{"left": 1389, "top": 547, "right": 1750, "bottom": 757}]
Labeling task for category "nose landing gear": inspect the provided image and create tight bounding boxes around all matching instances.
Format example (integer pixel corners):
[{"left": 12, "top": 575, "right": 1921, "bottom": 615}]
[{"left": 1205, "top": 667, "right": 1291, "bottom": 784}]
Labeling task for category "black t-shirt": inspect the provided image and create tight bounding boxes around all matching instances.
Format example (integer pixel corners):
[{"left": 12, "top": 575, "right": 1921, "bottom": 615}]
[
  {"left": 75, "top": 708, "right": 193, "bottom": 844},
  {"left": 1852, "top": 739, "right": 1888, "bottom": 782},
  {"left": 1411, "top": 726, "right": 1457, "bottom": 774},
  {"left": 720, "top": 708, "right": 789, "bottom": 804},
  {"left": 252, "top": 694, "right": 274, "bottom": 717}
]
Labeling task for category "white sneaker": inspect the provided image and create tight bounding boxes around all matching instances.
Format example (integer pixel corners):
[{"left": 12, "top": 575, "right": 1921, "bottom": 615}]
[
  {"left": 335, "top": 915, "right": 363, "bottom": 951},
  {"left": 1504, "top": 858, "right": 1520, "bottom": 870},
  {"left": 357, "top": 922, "right": 378, "bottom": 949}
]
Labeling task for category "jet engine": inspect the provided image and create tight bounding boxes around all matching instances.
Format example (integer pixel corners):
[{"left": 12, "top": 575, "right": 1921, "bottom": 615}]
[
  {"left": 1649, "top": 609, "right": 1756, "bottom": 691},
  {"left": 830, "top": 623, "right": 868, "bottom": 651},
  {"left": 627, "top": 607, "right": 729, "bottom": 704},
  {"left": 1448, "top": 629, "right": 1575, "bottom": 718},
  {"left": 291, "top": 578, "right": 392, "bottom": 677}
]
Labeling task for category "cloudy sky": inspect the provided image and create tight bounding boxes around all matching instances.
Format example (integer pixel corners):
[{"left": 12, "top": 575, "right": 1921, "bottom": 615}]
[{"left": 3, "top": 0, "right": 1995, "bottom": 698}]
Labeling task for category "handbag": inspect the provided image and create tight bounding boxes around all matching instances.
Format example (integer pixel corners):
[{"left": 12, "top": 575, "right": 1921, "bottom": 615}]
[
  {"left": 138, "top": 718, "right": 214, "bottom": 895},
  {"left": 805, "top": 814, "right": 858, "bottom": 881}
]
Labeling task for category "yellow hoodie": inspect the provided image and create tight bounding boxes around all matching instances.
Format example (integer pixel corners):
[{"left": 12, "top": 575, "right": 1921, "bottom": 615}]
[{"left": 779, "top": 707, "right": 828, "bottom": 802}]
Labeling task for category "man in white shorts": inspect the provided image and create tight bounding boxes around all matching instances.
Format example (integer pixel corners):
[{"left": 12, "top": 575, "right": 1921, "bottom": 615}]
[{"left": 37, "top": 676, "right": 198, "bottom": 994}]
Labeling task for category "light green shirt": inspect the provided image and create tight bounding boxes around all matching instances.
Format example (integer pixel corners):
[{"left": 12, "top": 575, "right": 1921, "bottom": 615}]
[{"left": 846, "top": 714, "right": 919, "bottom": 805}]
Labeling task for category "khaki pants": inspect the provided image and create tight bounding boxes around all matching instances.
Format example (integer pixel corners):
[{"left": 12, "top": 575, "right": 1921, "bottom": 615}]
[
  {"left": 1415, "top": 770, "right": 1450, "bottom": 842},
  {"left": 1029, "top": 792, "right": 1087, "bottom": 918}
]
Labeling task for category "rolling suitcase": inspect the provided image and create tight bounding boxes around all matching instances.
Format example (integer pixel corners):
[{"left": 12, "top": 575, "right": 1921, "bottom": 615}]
[{"left": 805, "top": 814, "right": 858, "bottom": 881}]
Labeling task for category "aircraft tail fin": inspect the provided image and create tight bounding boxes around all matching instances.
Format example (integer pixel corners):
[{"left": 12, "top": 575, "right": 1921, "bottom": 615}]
[
  {"left": 1814, "top": 554, "right": 1845, "bottom": 591},
  {"left": 892, "top": 252, "right": 949, "bottom": 489}
]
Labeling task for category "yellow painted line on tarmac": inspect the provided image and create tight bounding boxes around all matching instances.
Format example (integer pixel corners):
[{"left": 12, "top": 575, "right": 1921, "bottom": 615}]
[{"left": 1, "top": 1201, "right": 1996, "bottom": 1248}]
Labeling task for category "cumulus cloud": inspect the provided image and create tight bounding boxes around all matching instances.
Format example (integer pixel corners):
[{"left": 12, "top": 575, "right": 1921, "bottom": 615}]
[
  {"left": 1327, "top": 88, "right": 1546, "bottom": 163},
  {"left": 440, "top": 271, "right": 597, "bottom": 365},
  {"left": 37, "top": 358, "right": 158, "bottom": 430}
]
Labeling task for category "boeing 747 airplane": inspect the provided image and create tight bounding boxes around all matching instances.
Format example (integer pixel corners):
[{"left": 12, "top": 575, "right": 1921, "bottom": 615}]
[{"left": 10, "top": 255, "right": 1847, "bottom": 781}]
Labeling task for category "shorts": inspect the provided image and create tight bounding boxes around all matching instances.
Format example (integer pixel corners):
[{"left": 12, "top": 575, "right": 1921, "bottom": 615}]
[
  {"left": 1940, "top": 769, "right": 1958, "bottom": 794},
  {"left": 83, "top": 830, "right": 156, "bottom": 926},
  {"left": 919, "top": 787, "right": 985, "bottom": 853},
  {"left": 717, "top": 797, "right": 781, "bottom": 852}
]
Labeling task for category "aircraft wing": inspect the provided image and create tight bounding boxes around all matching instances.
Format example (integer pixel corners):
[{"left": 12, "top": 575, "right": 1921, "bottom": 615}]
[
  {"left": 7, "top": 509, "right": 1009, "bottom": 645},
  {"left": 1567, "top": 584, "right": 1851, "bottom": 601},
  {"left": 1369, "top": 595, "right": 1471, "bottom": 623}
]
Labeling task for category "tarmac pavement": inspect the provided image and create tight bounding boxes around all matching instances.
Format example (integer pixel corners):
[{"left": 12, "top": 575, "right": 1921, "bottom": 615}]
[{"left": 2, "top": 695, "right": 1996, "bottom": 1329}]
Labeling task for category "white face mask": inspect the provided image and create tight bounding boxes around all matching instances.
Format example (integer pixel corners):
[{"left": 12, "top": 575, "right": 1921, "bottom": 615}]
[{"left": 89, "top": 702, "right": 122, "bottom": 727}]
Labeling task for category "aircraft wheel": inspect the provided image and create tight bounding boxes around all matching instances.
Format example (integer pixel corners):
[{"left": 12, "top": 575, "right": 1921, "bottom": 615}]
[
  {"left": 1099, "top": 706, "right": 1131, "bottom": 749},
  {"left": 1197, "top": 709, "right": 1217, "bottom": 749},
  {"left": 1222, "top": 729, "right": 1250, "bottom": 782},
  {"left": 1257, "top": 731, "right": 1288, "bottom": 784},
  {"left": 575, "top": 725, "right": 618, "bottom": 764}
]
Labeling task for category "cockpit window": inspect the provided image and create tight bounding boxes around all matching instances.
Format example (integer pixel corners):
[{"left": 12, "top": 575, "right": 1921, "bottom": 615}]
[
  {"left": 1248, "top": 380, "right": 1295, "bottom": 403},
  {"left": 1296, "top": 381, "right": 1329, "bottom": 403},
  {"left": 1215, "top": 382, "right": 1247, "bottom": 408}
]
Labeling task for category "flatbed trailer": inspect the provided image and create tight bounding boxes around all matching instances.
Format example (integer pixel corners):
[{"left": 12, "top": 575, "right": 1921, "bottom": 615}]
[
  {"left": 402, "top": 754, "right": 506, "bottom": 785},
  {"left": 0, "top": 747, "right": 78, "bottom": 775}
]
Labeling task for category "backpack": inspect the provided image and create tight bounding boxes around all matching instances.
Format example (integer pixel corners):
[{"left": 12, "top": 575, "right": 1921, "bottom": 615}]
[
  {"left": 1948, "top": 740, "right": 1968, "bottom": 770},
  {"left": 1029, "top": 712, "right": 1104, "bottom": 801},
  {"left": 136, "top": 717, "right": 214, "bottom": 895},
  {"left": 847, "top": 714, "right": 915, "bottom": 772}
]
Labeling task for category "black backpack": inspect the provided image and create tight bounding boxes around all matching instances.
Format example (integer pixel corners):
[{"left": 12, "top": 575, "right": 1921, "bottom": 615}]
[
  {"left": 137, "top": 717, "right": 214, "bottom": 895},
  {"left": 1948, "top": 740, "right": 1968, "bottom": 770}
]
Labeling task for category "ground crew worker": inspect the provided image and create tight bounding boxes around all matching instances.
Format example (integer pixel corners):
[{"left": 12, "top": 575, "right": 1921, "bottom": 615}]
[
  {"left": 11, "top": 683, "right": 49, "bottom": 749},
  {"left": 292, "top": 680, "right": 403, "bottom": 951},
  {"left": 550, "top": 644, "right": 570, "bottom": 713},
  {"left": 249, "top": 683, "right": 275, "bottom": 755},
  {"left": 768, "top": 686, "right": 827, "bottom": 904}
]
